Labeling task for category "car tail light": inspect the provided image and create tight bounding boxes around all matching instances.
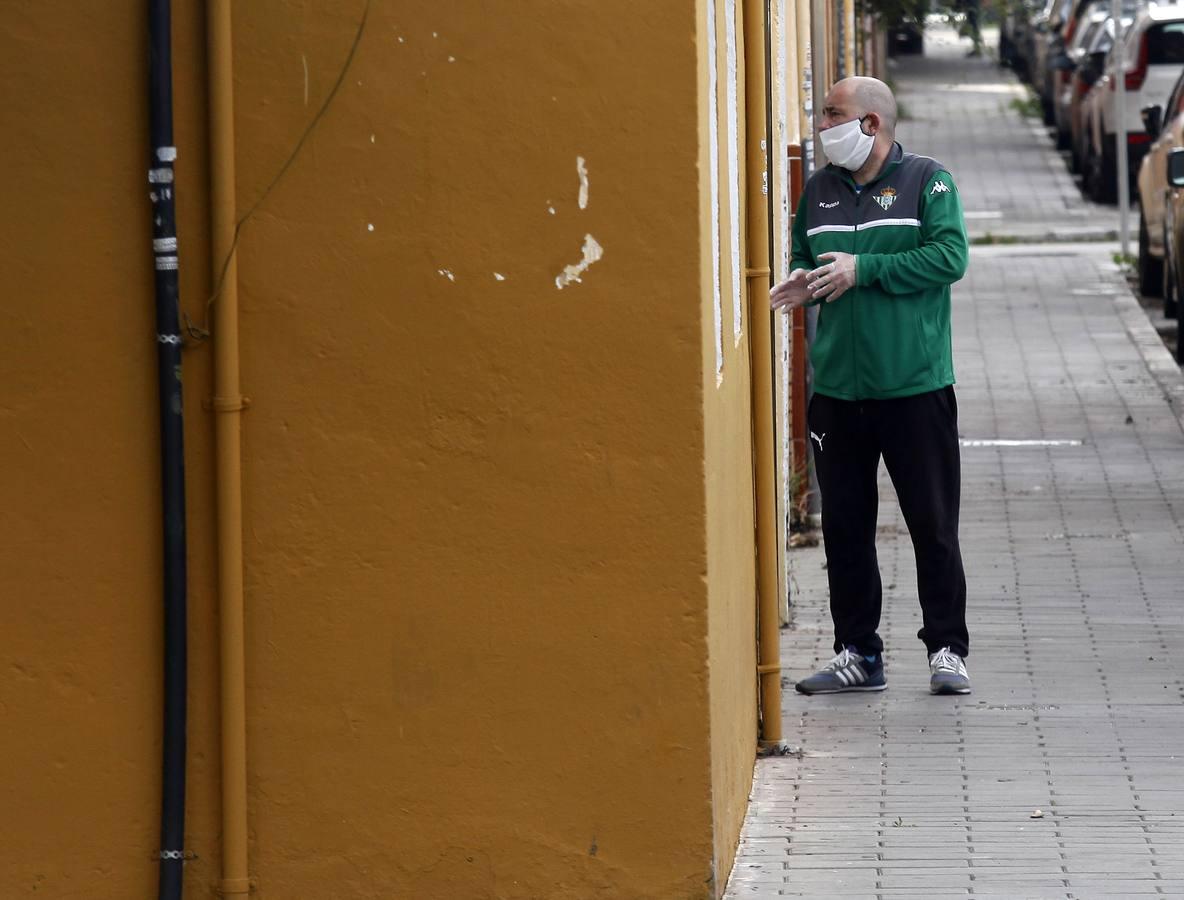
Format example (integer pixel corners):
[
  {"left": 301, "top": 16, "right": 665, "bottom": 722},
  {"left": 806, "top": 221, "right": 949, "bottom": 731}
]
[
  {"left": 1129, "top": 132, "right": 1152, "bottom": 145},
  {"left": 1126, "top": 33, "right": 1149, "bottom": 91}
]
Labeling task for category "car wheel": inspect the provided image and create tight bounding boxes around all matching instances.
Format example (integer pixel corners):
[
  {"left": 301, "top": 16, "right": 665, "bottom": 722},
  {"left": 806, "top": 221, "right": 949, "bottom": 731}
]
[
  {"left": 1097, "top": 136, "right": 1118, "bottom": 204},
  {"left": 1177, "top": 302, "right": 1183, "bottom": 363},
  {"left": 1164, "top": 244, "right": 1178, "bottom": 320},
  {"left": 1138, "top": 215, "right": 1164, "bottom": 297},
  {"left": 1085, "top": 145, "right": 1108, "bottom": 203},
  {"left": 1169, "top": 260, "right": 1179, "bottom": 319},
  {"left": 1169, "top": 251, "right": 1183, "bottom": 362}
]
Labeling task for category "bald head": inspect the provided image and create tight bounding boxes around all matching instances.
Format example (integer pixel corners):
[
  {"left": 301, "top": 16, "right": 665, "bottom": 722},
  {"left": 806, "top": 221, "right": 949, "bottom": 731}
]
[{"left": 825, "top": 76, "right": 898, "bottom": 138}]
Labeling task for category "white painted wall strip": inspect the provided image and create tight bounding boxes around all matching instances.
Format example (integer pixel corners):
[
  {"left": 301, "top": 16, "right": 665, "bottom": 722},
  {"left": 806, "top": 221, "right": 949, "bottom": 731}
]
[
  {"left": 777, "top": 0, "right": 791, "bottom": 283},
  {"left": 776, "top": 0, "right": 793, "bottom": 626},
  {"left": 708, "top": 0, "right": 724, "bottom": 387},
  {"left": 725, "top": 0, "right": 742, "bottom": 346}
]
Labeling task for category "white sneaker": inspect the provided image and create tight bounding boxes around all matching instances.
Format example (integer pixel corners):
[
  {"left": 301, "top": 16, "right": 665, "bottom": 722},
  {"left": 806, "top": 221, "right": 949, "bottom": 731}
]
[{"left": 929, "top": 647, "right": 971, "bottom": 695}]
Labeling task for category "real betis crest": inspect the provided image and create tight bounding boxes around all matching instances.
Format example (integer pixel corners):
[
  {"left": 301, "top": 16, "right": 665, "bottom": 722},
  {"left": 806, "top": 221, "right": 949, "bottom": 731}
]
[{"left": 875, "top": 187, "right": 897, "bottom": 212}]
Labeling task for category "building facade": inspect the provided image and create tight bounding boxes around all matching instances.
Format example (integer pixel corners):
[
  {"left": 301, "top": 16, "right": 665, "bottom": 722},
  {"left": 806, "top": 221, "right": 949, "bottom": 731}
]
[{"left": 0, "top": 1, "right": 857, "bottom": 895}]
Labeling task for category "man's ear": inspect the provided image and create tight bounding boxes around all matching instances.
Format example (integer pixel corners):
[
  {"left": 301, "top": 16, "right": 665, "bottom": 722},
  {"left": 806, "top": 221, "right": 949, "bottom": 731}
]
[{"left": 862, "top": 113, "right": 880, "bottom": 136}]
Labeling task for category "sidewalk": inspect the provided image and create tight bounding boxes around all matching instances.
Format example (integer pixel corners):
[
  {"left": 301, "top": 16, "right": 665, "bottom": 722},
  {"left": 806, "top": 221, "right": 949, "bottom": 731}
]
[
  {"left": 894, "top": 24, "right": 1137, "bottom": 243},
  {"left": 725, "top": 28, "right": 1184, "bottom": 899}
]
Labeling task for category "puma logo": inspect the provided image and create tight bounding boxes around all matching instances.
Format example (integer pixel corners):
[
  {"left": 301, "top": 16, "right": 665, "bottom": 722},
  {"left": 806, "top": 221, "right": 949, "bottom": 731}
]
[{"left": 810, "top": 431, "right": 826, "bottom": 452}]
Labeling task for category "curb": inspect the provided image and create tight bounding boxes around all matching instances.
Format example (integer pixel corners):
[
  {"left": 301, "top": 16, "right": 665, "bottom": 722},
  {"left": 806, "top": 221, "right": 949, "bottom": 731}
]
[
  {"left": 1111, "top": 281, "right": 1184, "bottom": 437},
  {"left": 968, "top": 230, "right": 1120, "bottom": 246}
]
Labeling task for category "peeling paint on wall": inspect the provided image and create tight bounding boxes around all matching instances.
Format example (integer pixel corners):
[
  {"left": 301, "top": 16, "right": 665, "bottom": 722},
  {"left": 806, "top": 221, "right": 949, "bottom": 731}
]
[
  {"left": 577, "top": 157, "right": 590, "bottom": 210},
  {"left": 761, "top": 139, "right": 768, "bottom": 196},
  {"left": 555, "top": 234, "right": 603, "bottom": 290},
  {"left": 724, "top": 0, "right": 742, "bottom": 347},
  {"left": 437, "top": 268, "right": 455, "bottom": 282},
  {"left": 493, "top": 272, "right": 506, "bottom": 281},
  {"left": 708, "top": 0, "right": 723, "bottom": 387}
]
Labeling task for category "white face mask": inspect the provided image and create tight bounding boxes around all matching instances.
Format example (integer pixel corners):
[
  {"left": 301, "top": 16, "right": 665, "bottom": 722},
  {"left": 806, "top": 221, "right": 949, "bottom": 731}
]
[{"left": 820, "top": 116, "right": 875, "bottom": 172}]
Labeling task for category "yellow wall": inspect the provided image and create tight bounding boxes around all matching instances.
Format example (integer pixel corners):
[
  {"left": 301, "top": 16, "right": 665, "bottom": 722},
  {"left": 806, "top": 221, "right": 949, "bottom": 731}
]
[
  {"left": 701, "top": 1, "right": 760, "bottom": 886},
  {"left": 0, "top": 2, "right": 761, "bottom": 897}
]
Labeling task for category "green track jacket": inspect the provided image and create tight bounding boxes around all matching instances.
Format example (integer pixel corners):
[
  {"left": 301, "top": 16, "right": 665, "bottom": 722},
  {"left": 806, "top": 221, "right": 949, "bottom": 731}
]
[{"left": 791, "top": 142, "right": 969, "bottom": 400}]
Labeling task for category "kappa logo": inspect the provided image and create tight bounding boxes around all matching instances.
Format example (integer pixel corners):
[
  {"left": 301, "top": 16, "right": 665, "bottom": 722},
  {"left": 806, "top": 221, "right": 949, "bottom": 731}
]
[
  {"left": 810, "top": 430, "right": 827, "bottom": 452},
  {"left": 818, "top": 200, "right": 840, "bottom": 209},
  {"left": 874, "top": 187, "right": 897, "bottom": 212},
  {"left": 930, "top": 180, "right": 952, "bottom": 196}
]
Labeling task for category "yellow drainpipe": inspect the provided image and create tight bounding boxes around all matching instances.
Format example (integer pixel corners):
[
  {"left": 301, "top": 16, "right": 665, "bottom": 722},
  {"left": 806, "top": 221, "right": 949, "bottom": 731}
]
[
  {"left": 207, "top": 1, "right": 251, "bottom": 895},
  {"left": 741, "top": 0, "right": 783, "bottom": 747}
]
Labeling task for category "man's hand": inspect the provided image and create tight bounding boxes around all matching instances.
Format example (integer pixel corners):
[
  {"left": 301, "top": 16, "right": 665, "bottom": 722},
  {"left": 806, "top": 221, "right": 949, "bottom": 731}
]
[
  {"left": 807, "top": 252, "right": 856, "bottom": 303},
  {"left": 770, "top": 269, "right": 811, "bottom": 312}
]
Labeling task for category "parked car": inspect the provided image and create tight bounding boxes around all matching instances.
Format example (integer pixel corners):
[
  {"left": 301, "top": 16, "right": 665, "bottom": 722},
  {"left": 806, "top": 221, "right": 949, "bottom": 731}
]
[
  {"left": 1134, "top": 68, "right": 1184, "bottom": 297},
  {"left": 1002, "top": 0, "right": 1044, "bottom": 77},
  {"left": 888, "top": 21, "right": 924, "bottom": 55},
  {"left": 1082, "top": 4, "right": 1184, "bottom": 203},
  {"left": 1020, "top": 4, "right": 1051, "bottom": 80},
  {"left": 1053, "top": 0, "right": 1116, "bottom": 150},
  {"left": 1068, "top": 15, "right": 1120, "bottom": 173},
  {"left": 1079, "top": 16, "right": 1132, "bottom": 196},
  {"left": 1035, "top": 0, "right": 1078, "bottom": 124},
  {"left": 1160, "top": 146, "right": 1184, "bottom": 357}
]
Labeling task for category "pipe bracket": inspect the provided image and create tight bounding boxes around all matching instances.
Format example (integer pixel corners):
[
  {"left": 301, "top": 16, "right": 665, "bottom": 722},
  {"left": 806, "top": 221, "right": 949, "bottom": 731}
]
[
  {"left": 756, "top": 663, "right": 782, "bottom": 675},
  {"left": 205, "top": 395, "right": 252, "bottom": 413},
  {"left": 217, "top": 876, "right": 256, "bottom": 895},
  {"left": 745, "top": 267, "right": 772, "bottom": 279}
]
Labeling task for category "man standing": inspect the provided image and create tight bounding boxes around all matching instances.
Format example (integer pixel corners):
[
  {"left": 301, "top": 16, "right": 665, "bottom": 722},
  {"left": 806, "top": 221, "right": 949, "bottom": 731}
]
[{"left": 771, "top": 77, "right": 972, "bottom": 696}]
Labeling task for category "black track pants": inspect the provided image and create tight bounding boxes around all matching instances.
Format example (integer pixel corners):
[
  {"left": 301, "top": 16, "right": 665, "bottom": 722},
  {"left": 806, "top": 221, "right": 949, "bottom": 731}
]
[{"left": 808, "top": 386, "right": 969, "bottom": 659}]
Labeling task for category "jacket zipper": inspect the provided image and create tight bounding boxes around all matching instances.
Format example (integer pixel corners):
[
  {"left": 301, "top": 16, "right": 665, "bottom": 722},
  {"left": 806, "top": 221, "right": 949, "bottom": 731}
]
[{"left": 847, "top": 158, "right": 898, "bottom": 400}]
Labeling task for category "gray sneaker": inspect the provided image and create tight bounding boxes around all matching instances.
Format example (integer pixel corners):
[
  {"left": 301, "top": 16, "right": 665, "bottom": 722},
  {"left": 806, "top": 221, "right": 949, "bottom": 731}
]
[
  {"left": 929, "top": 647, "right": 971, "bottom": 695},
  {"left": 795, "top": 646, "right": 886, "bottom": 695}
]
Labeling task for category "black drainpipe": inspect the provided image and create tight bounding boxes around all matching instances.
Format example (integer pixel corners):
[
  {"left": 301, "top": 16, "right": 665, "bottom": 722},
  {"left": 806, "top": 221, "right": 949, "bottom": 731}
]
[{"left": 148, "top": 0, "right": 187, "bottom": 897}]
